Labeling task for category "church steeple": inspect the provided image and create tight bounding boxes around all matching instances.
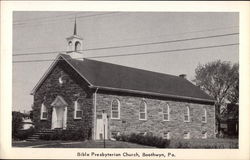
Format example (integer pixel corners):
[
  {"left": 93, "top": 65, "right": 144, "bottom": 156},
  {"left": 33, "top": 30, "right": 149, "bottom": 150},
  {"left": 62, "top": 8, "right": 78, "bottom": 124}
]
[
  {"left": 66, "top": 18, "right": 83, "bottom": 59},
  {"left": 73, "top": 17, "right": 77, "bottom": 35}
]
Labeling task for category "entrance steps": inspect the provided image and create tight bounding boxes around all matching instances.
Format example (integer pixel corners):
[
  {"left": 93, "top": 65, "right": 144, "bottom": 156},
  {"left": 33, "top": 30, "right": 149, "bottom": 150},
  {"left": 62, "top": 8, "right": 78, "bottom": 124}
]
[{"left": 26, "top": 129, "right": 55, "bottom": 141}]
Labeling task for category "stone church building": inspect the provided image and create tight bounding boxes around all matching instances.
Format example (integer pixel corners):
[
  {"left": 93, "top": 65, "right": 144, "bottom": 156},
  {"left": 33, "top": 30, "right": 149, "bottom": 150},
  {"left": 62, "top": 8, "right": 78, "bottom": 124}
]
[{"left": 31, "top": 21, "right": 216, "bottom": 140}]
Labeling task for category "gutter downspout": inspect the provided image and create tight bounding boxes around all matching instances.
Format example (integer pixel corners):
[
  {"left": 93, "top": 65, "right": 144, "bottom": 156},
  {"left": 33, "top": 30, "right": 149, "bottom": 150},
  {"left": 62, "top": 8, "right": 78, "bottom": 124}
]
[{"left": 93, "top": 88, "right": 99, "bottom": 140}]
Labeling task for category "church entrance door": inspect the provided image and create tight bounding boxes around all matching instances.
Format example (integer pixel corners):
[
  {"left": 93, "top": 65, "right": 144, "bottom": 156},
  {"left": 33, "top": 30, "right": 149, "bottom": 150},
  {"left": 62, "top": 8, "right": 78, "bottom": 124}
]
[
  {"left": 51, "top": 96, "right": 68, "bottom": 129},
  {"left": 96, "top": 113, "right": 108, "bottom": 140}
]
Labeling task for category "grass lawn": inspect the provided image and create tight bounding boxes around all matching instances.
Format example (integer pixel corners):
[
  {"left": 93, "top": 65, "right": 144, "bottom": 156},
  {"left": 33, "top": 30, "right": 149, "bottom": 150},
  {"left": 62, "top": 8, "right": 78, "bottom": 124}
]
[
  {"left": 12, "top": 140, "right": 154, "bottom": 148},
  {"left": 12, "top": 138, "right": 238, "bottom": 148}
]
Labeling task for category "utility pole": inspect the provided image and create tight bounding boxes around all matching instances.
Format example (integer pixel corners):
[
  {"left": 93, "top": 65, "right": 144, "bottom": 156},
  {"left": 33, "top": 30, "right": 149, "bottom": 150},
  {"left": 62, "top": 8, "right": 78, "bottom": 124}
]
[
  {"left": 104, "top": 123, "right": 106, "bottom": 148},
  {"left": 102, "top": 110, "right": 106, "bottom": 148}
]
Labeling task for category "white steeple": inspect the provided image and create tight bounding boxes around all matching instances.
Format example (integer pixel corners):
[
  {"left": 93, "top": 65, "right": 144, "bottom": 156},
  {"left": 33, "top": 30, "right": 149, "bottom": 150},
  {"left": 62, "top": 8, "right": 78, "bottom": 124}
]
[{"left": 66, "top": 18, "right": 84, "bottom": 60}]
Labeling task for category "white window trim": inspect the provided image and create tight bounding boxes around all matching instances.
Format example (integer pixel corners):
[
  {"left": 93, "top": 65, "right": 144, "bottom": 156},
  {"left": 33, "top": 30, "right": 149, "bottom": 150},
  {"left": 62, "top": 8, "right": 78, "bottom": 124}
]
[
  {"left": 163, "top": 104, "right": 170, "bottom": 121},
  {"left": 139, "top": 101, "right": 147, "bottom": 120},
  {"left": 202, "top": 108, "right": 207, "bottom": 123},
  {"left": 183, "top": 132, "right": 190, "bottom": 139},
  {"left": 111, "top": 99, "right": 120, "bottom": 119},
  {"left": 40, "top": 103, "right": 48, "bottom": 120},
  {"left": 74, "top": 100, "right": 83, "bottom": 120},
  {"left": 163, "top": 132, "right": 171, "bottom": 139},
  {"left": 184, "top": 106, "right": 190, "bottom": 122},
  {"left": 202, "top": 131, "right": 207, "bottom": 139}
]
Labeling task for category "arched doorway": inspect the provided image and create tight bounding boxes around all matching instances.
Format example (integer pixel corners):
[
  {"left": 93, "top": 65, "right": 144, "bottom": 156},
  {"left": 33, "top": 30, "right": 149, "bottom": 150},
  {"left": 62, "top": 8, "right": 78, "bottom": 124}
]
[{"left": 51, "top": 96, "right": 68, "bottom": 129}]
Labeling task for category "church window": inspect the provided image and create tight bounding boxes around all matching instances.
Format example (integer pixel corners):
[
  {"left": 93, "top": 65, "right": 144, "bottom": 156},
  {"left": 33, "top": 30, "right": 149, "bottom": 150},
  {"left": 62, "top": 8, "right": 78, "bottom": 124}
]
[
  {"left": 163, "top": 131, "right": 171, "bottom": 139},
  {"left": 202, "top": 131, "right": 207, "bottom": 139},
  {"left": 183, "top": 131, "right": 190, "bottom": 139},
  {"left": 40, "top": 103, "right": 48, "bottom": 120},
  {"left": 74, "top": 99, "right": 83, "bottom": 119},
  {"left": 163, "top": 103, "right": 170, "bottom": 121},
  {"left": 139, "top": 101, "right": 147, "bottom": 120},
  {"left": 202, "top": 108, "right": 207, "bottom": 123},
  {"left": 184, "top": 106, "right": 190, "bottom": 122},
  {"left": 111, "top": 99, "right": 120, "bottom": 119}
]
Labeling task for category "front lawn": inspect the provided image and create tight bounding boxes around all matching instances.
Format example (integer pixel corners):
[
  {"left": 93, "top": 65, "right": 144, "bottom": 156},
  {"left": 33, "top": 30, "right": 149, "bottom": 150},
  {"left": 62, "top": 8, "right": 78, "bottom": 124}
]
[{"left": 12, "top": 140, "right": 154, "bottom": 148}]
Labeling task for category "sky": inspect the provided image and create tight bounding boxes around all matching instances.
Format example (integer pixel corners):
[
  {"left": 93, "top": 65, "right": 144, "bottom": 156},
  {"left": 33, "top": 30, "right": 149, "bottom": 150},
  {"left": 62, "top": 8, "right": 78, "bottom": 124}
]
[{"left": 12, "top": 12, "right": 239, "bottom": 112}]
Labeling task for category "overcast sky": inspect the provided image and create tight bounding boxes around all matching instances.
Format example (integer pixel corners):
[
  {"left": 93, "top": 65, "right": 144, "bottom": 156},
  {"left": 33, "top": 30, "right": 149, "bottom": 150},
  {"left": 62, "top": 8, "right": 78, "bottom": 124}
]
[{"left": 13, "top": 12, "right": 239, "bottom": 112}]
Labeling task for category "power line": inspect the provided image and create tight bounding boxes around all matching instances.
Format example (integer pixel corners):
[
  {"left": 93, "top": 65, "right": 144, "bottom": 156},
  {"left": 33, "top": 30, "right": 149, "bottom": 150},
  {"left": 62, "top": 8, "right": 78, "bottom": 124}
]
[
  {"left": 13, "top": 32, "right": 239, "bottom": 57},
  {"left": 13, "top": 43, "right": 239, "bottom": 63},
  {"left": 13, "top": 12, "right": 120, "bottom": 27},
  {"left": 84, "top": 33, "right": 238, "bottom": 51},
  {"left": 13, "top": 26, "right": 239, "bottom": 53},
  {"left": 13, "top": 12, "right": 80, "bottom": 23}
]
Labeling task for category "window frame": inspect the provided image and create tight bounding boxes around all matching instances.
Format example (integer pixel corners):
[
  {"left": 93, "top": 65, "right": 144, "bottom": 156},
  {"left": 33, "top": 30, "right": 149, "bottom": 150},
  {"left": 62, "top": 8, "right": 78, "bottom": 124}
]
[
  {"left": 74, "top": 99, "right": 83, "bottom": 120},
  {"left": 40, "top": 103, "right": 48, "bottom": 120},
  {"left": 75, "top": 41, "right": 81, "bottom": 51},
  {"left": 163, "top": 131, "right": 171, "bottom": 139},
  {"left": 163, "top": 103, "right": 170, "bottom": 121},
  {"left": 111, "top": 99, "right": 120, "bottom": 119},
  {"left": 183, "top": 131, "right": 190, "bottom": 139},
  {"left": 184, "top": 106, "right": 190, "bottom": 122},
  {"left": 139, "top": 100, "right": 147, "bottom": 120},
  {"left": 202, "top": 108, "right": 207, "bottom": 123},
  {"left": 202, "top": 131, "right": 207, "bottom": 139}
]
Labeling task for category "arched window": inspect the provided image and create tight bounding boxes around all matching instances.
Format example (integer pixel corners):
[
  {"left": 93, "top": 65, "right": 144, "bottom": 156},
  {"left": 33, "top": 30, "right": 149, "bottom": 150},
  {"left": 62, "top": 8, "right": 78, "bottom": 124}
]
[
  {"left": 111, "top": 99, "right": 120, "bottom": 119},
  {"left": 40, "top": 103, "right": 48, "bottom": 120},
  {"left": 75, "top": 41, "right": 81, "bottom": 51},
  {"left": 184, "top": 106, "right": 190, "bottom": 122},
  {"left": 163, "top": 103, "right": 170, "bottom": 121},
  {"left": 68, "top": 41, "right": 72, "bottom": 46},
  {"left": 202, "top": 108, "right": 207, "bottom": 123},
  {"left": 74, "top": 99, "right": 83, "bottom": 119},
  {"left": 139, "top": 101, "right": 147, "bottom": 120}
]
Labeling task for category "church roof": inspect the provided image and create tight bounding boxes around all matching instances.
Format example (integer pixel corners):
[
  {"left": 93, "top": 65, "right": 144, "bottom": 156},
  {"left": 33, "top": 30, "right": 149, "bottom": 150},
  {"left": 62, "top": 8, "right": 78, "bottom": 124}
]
[{"left": 31, "top": 54, "right": 214, "bottom": 103}]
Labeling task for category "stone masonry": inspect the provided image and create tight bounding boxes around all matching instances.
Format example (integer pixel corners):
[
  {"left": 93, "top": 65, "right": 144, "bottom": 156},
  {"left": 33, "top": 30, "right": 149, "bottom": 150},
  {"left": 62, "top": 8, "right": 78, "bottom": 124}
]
[
  {"left": 96, "top": 92, "right": 215, "bottom": 139},
  {"left": 32, "top": 60, "right": 93, "bottom": 134}
]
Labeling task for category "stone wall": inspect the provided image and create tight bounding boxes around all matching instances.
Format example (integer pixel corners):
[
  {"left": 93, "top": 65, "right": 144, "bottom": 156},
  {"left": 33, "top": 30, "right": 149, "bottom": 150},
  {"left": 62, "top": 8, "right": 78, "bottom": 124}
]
[
  {"left": 96, "top": 92, "right": 215, "bottom": 139},
  {"left": 32, "top": 60, "right": 93, "bottom": 136}
]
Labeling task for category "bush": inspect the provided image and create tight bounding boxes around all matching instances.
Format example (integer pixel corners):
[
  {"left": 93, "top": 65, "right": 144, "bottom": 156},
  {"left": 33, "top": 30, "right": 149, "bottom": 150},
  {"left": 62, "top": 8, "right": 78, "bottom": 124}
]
[
  {"left": 115, "top": 133, "right": 238, "bottom": 149},
  {"left": 13, "top": 127, "right": 36, "bottom": 140},
  {"left": 39, "top": 133, "right": 51, "bottom": 140},
  {"left": 12, "top": 111, "right": 24, "bottom": 138},
  {"left": 115, "top": 133, "right": 170, "bottom": 148},
  {"left": 168, "top": 138, "right": 238, "bottom": 149},
  {"left": 39, "top": 127, "right": 89, "bottom": 141}
]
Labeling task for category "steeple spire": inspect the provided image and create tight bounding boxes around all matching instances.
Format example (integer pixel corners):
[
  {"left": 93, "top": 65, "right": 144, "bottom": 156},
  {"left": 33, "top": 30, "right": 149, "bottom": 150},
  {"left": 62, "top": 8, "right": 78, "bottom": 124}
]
[
  {"left": 73, "top": 17, "right": 77, "bottom": 35},
  {"left": 66, "top": 17, "right": 83, "bottom": 59}
]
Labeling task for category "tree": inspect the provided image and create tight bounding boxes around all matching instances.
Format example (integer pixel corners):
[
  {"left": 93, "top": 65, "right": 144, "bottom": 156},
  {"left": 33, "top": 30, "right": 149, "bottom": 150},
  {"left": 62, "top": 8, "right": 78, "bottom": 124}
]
[
  {"left": 12, "top": 111, "right": 24, "bottom": 138},
  {"left": 193, "top": 60, "right": 239, "bottom": 133},
  {"left": 29, "top": 110, "right": 34, "bottom": 122}
]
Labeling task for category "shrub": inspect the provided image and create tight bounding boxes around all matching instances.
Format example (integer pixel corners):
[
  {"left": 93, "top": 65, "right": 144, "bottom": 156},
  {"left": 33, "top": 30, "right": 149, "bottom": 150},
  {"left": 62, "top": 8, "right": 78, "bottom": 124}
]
[
  {"left": 39, "top": 127, "right": 89, "bottom": 141},
  {"left": 12, "top": 111, "right": 24, "bottom": 138},
  {"left": 39, "top": 133, "right": 52, "bottom": 140},
  {"left": 14, "top": 127, "right": 36, "bottom": 140},
  {"left": 168, "top": 138, "right": 238, "bottom": 149},
  {"left": 115, "top": 133, "right": 170, "bottom": 148}
]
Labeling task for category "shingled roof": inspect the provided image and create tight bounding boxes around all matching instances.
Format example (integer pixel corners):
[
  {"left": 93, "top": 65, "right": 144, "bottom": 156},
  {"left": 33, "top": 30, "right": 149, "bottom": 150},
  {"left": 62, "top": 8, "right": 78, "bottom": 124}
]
[{"left": 31, "top": 54, "right": 214, "bottom": 103}]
